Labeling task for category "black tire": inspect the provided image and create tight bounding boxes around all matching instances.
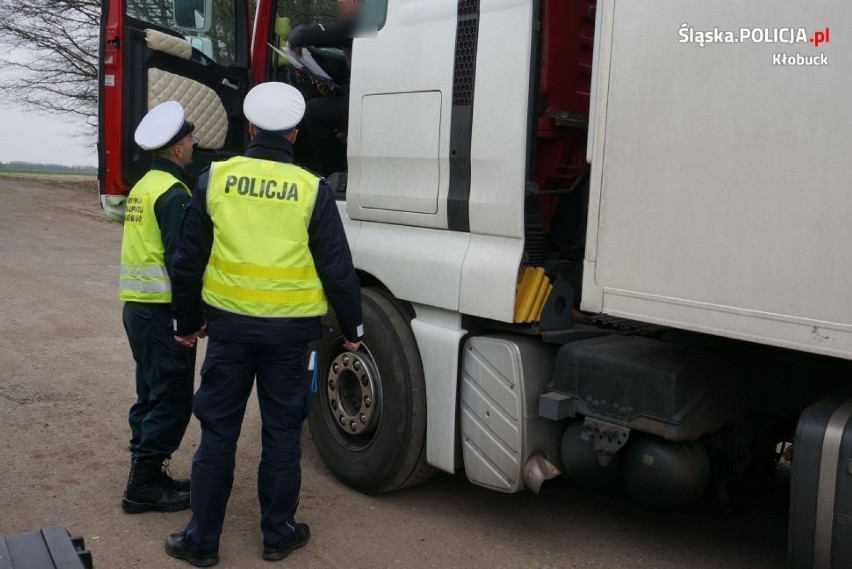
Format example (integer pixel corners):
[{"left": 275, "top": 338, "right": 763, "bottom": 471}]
[{"left": 308, "top": 287, "right": 435, "bottom": 493}]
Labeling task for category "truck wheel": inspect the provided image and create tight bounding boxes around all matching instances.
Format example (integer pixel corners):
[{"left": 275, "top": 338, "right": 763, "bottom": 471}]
[{"left": 308, "top": 287, "right": 435, "bottom": 494}]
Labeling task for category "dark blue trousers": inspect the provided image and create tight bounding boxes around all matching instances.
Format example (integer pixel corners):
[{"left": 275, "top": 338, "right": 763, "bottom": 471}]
[
  {"left": 184, "top": 338, "right": 312, "bottom": 552},
  {"left": 123, "top": 302, "right": 195, "bottom": 460}
]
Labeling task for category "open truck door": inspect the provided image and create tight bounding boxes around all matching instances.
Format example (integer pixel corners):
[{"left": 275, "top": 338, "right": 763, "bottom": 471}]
[{"left": 98, "top": 0, "right": 256, "bottom": 220}]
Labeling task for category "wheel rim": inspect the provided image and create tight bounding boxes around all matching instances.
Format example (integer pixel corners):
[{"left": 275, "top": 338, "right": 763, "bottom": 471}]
[{"left": 321, "top": 340, "right": 382, "bottom": 449}]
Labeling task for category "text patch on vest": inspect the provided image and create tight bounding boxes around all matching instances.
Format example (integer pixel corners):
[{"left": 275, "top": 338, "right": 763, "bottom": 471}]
[
  {"left": 224, "top": 175, "right": 299, "bottom": 202},
  {"left": 124, "top": 194, "right": 149, "bottom": 225}
]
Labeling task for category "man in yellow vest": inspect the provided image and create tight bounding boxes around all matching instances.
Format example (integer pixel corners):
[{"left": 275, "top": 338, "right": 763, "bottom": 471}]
[
  {"left": 164, "top": 82, "right": 363, "bottom": 567},
  {"left": 119, "top": 101, "right": 197, "bottom": 514}
]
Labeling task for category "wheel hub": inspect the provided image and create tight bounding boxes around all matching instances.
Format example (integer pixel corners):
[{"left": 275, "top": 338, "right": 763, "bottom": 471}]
[{"left": 326, "top": 351, "right": 380, "bottom": 436}]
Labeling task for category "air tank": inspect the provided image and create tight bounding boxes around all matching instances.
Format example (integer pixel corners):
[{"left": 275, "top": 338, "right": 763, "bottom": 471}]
[{"left": 622, "top": 436, "right": 711, "bottom": 510}]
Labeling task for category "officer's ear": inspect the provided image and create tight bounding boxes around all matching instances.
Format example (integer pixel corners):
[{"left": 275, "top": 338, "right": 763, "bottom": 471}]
[
  {"left": 287, "top": 129, "right": 299, "bottom": 144},
  {"left": 249, "top": 124, "right": 258, "bottom": 138},
  {"left": 172, "top": 141, "right": 185, "bottom": 161}
]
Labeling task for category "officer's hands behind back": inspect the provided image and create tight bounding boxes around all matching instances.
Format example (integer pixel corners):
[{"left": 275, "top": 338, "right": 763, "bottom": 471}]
[
  {"left": 174, "top": 334, "right": 197, "bottom": 348},
  {"left": 343, "top": 339, "right": 361, "bottom": 352},
  {"left": 174, "top": 325, "right": 207, "bottom": 348}
]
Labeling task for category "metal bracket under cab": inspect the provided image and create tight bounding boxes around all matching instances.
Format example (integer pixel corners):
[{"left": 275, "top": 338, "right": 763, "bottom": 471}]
[{"left": 581, "top": 417, "right": 630, "bottom": 467}]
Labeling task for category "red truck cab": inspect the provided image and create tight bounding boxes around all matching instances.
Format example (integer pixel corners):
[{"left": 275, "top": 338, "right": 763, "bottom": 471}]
[{"left": 97, "top": 0, "right": 286, "bottom": 219}]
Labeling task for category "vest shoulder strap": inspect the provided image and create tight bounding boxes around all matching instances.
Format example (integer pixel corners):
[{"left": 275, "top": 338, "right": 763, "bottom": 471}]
[{"left": 132, "top": 169, "right": 189, "bottom": 200}]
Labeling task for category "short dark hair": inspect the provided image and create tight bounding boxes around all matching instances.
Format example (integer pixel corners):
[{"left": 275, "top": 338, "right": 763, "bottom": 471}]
[{"left": 258, "top": 127, "right": 295, "bottom": 137}]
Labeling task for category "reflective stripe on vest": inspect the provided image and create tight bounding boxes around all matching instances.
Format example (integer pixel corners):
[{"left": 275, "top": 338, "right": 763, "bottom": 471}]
[
  {"left": 201, "top": 156, "right": 329, "bottom": 318},
  {"left": 119, "top": 279, "right": 172, "bottom": 293},
  {"left": 120, "top": 264, "right": 169, "bottom": 278},
  {"left": 119, "top": 170, "right": 189, "bottom": 303}
]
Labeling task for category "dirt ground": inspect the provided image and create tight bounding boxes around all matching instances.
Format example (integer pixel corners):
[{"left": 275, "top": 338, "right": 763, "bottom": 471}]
[{"left": 0, "top": 179, "right": 790, "bottom": 568}]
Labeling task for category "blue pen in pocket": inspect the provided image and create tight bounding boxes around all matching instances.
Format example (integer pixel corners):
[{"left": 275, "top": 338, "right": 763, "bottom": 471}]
[{"left": 309, "top": 351, "right": 318, "bottom": 393}]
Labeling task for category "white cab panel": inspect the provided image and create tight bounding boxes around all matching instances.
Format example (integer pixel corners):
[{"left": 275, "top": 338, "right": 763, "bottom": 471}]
[
  {"left": 468, "top": 0, "right": 535, "bottom": 239},
  {"left": 347, "top": 0, "right": 457, "bottom": 229},
  {"left": 345, "top": 0, "right": 538, "bottom": 323},
  {"left": 459, "top": 234, "right": 525, "bottom": 321},
  {"left": 455, "top": 0, "right": 536, "bottom": 322},
  {"left": 347, "top": 211, "right": 471, "bottom": 311},
  {"left": 411, "top": 305, "right": 468, "bottom": 473},
  {"left": 357, "top": 91, "right": 443, "bottom": 214},
  {"left": 584, "top": 0, "right": 852, "bottom": 359}
]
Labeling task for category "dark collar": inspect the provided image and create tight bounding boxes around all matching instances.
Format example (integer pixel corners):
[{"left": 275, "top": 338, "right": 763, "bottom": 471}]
[
  {"left": 245, "top": 133, "right": 295, "bottom": 164},
  {"left": 151, "top": 157, "right": 196, "bottom": 189}
]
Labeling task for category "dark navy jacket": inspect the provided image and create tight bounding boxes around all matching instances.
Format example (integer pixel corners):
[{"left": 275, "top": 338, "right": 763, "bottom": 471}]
[
  {"left": 150, "top": 157, "right": 195, "bottom": 282},
  {"left": 288, "top": 18, "right": 355, "bottom": 51},
  {"left": 288, "top": 16, "right": 355, "bottom": 83},
  {"left": 171, "top": 134, "right": 363, "bottom": 344}
]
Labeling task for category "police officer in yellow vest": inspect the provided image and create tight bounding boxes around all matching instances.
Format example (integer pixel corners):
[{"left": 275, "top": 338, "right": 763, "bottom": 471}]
[
  {"left": 119, "top": 101, "right": 198, "bottom": 514},
  {"left": 164, "top": 83, "right": 363, "bottom": 567}
]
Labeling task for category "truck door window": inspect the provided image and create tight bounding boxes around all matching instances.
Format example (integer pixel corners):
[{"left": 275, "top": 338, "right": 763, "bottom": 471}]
[
  {"left": 358, "top": 0, "right": 388, "bottom": 32},
  {"left": 276, "top": 0, "right": 336, "bottom": 27},
  {"left": 126, "top": 0, "right": 237, "bottom": 66}
]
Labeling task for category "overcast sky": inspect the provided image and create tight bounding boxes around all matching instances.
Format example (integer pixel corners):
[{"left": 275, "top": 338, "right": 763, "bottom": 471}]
[{"left": 0, "top": 107, "right": 97, "bottom": 167}]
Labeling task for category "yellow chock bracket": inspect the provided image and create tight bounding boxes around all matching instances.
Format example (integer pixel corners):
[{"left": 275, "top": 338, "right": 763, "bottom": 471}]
[{"left": 514, "top": 266, "right": 553, "bottom": 323}]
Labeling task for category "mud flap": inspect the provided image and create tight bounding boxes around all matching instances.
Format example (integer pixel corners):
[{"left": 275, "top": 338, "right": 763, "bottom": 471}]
[{"left": 789, "top": 394, "right": 852, "bottom": 569}]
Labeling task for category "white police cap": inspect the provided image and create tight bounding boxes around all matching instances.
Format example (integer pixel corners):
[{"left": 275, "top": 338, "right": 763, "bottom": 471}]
[
  {"left": 134, "top": 101, "right": 195, "bottom": 152},
  {"left": 244, "top": 82, "right": 306, "bottom": 133}
]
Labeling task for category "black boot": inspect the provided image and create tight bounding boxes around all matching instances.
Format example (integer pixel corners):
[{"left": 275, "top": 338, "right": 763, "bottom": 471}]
[
  {"left": 159, "top": 459, "right": 191, "bottom": 492},
  {"left": 122, "top": 459, "right": 190, "bottom": 514}
]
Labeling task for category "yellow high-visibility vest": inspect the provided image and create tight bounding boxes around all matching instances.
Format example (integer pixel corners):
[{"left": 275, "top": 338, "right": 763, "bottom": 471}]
[
  {"left": 119, "top": 170, "right": 189, "bottom": 303},
  {"left": 201, "top": 156, "right": 328, "bottom": 317}
]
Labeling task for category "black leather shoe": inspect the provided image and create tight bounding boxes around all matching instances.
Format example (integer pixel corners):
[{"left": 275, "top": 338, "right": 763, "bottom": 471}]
[
  {"left": 262, "top": 523, "right": 311, "bottom": 561},
  {"left": 165, "top": 532, "right": 219, "bottom": 567}
]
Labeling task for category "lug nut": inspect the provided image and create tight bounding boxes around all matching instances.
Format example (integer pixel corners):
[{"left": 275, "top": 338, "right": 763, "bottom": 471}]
[
  {"left": 361, "top": 376, "right": 369, "bottom": 387},
  {"left": 354, "top": 361, "right": 361, "bottom": 371},
  {"left": 339, "top": 416, "right": 346, "bottom": 426},
  {"left": 333, "top": 364, "right": 340, "bottom": 374},
  {"left": 331, "top": 400, "right": 338, "bottom": 411},
  {"left": 360, "top": 414, "right": 367, "bottom": 424},
  {"left": 329, "top": 380, "right": 335, "bottom": 391},
  {"left": 364, "top": 396, "right": 372, "bottom": 408},
  {"left": 350, "top": 421, "right": 357, "bottom": 432},
  {"left": 343, "top": 356, "right": 350, "bottom": 366}
]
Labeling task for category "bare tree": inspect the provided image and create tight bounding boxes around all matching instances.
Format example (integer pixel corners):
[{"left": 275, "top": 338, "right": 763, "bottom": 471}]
[{"left": 0, "top": 0, "right": 100, "bottom": 129}]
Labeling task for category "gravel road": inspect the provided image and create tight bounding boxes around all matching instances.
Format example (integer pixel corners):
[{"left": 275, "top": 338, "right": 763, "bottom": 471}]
[{"left": 0, "top": 179, "right": 788, "bottom": 568}]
